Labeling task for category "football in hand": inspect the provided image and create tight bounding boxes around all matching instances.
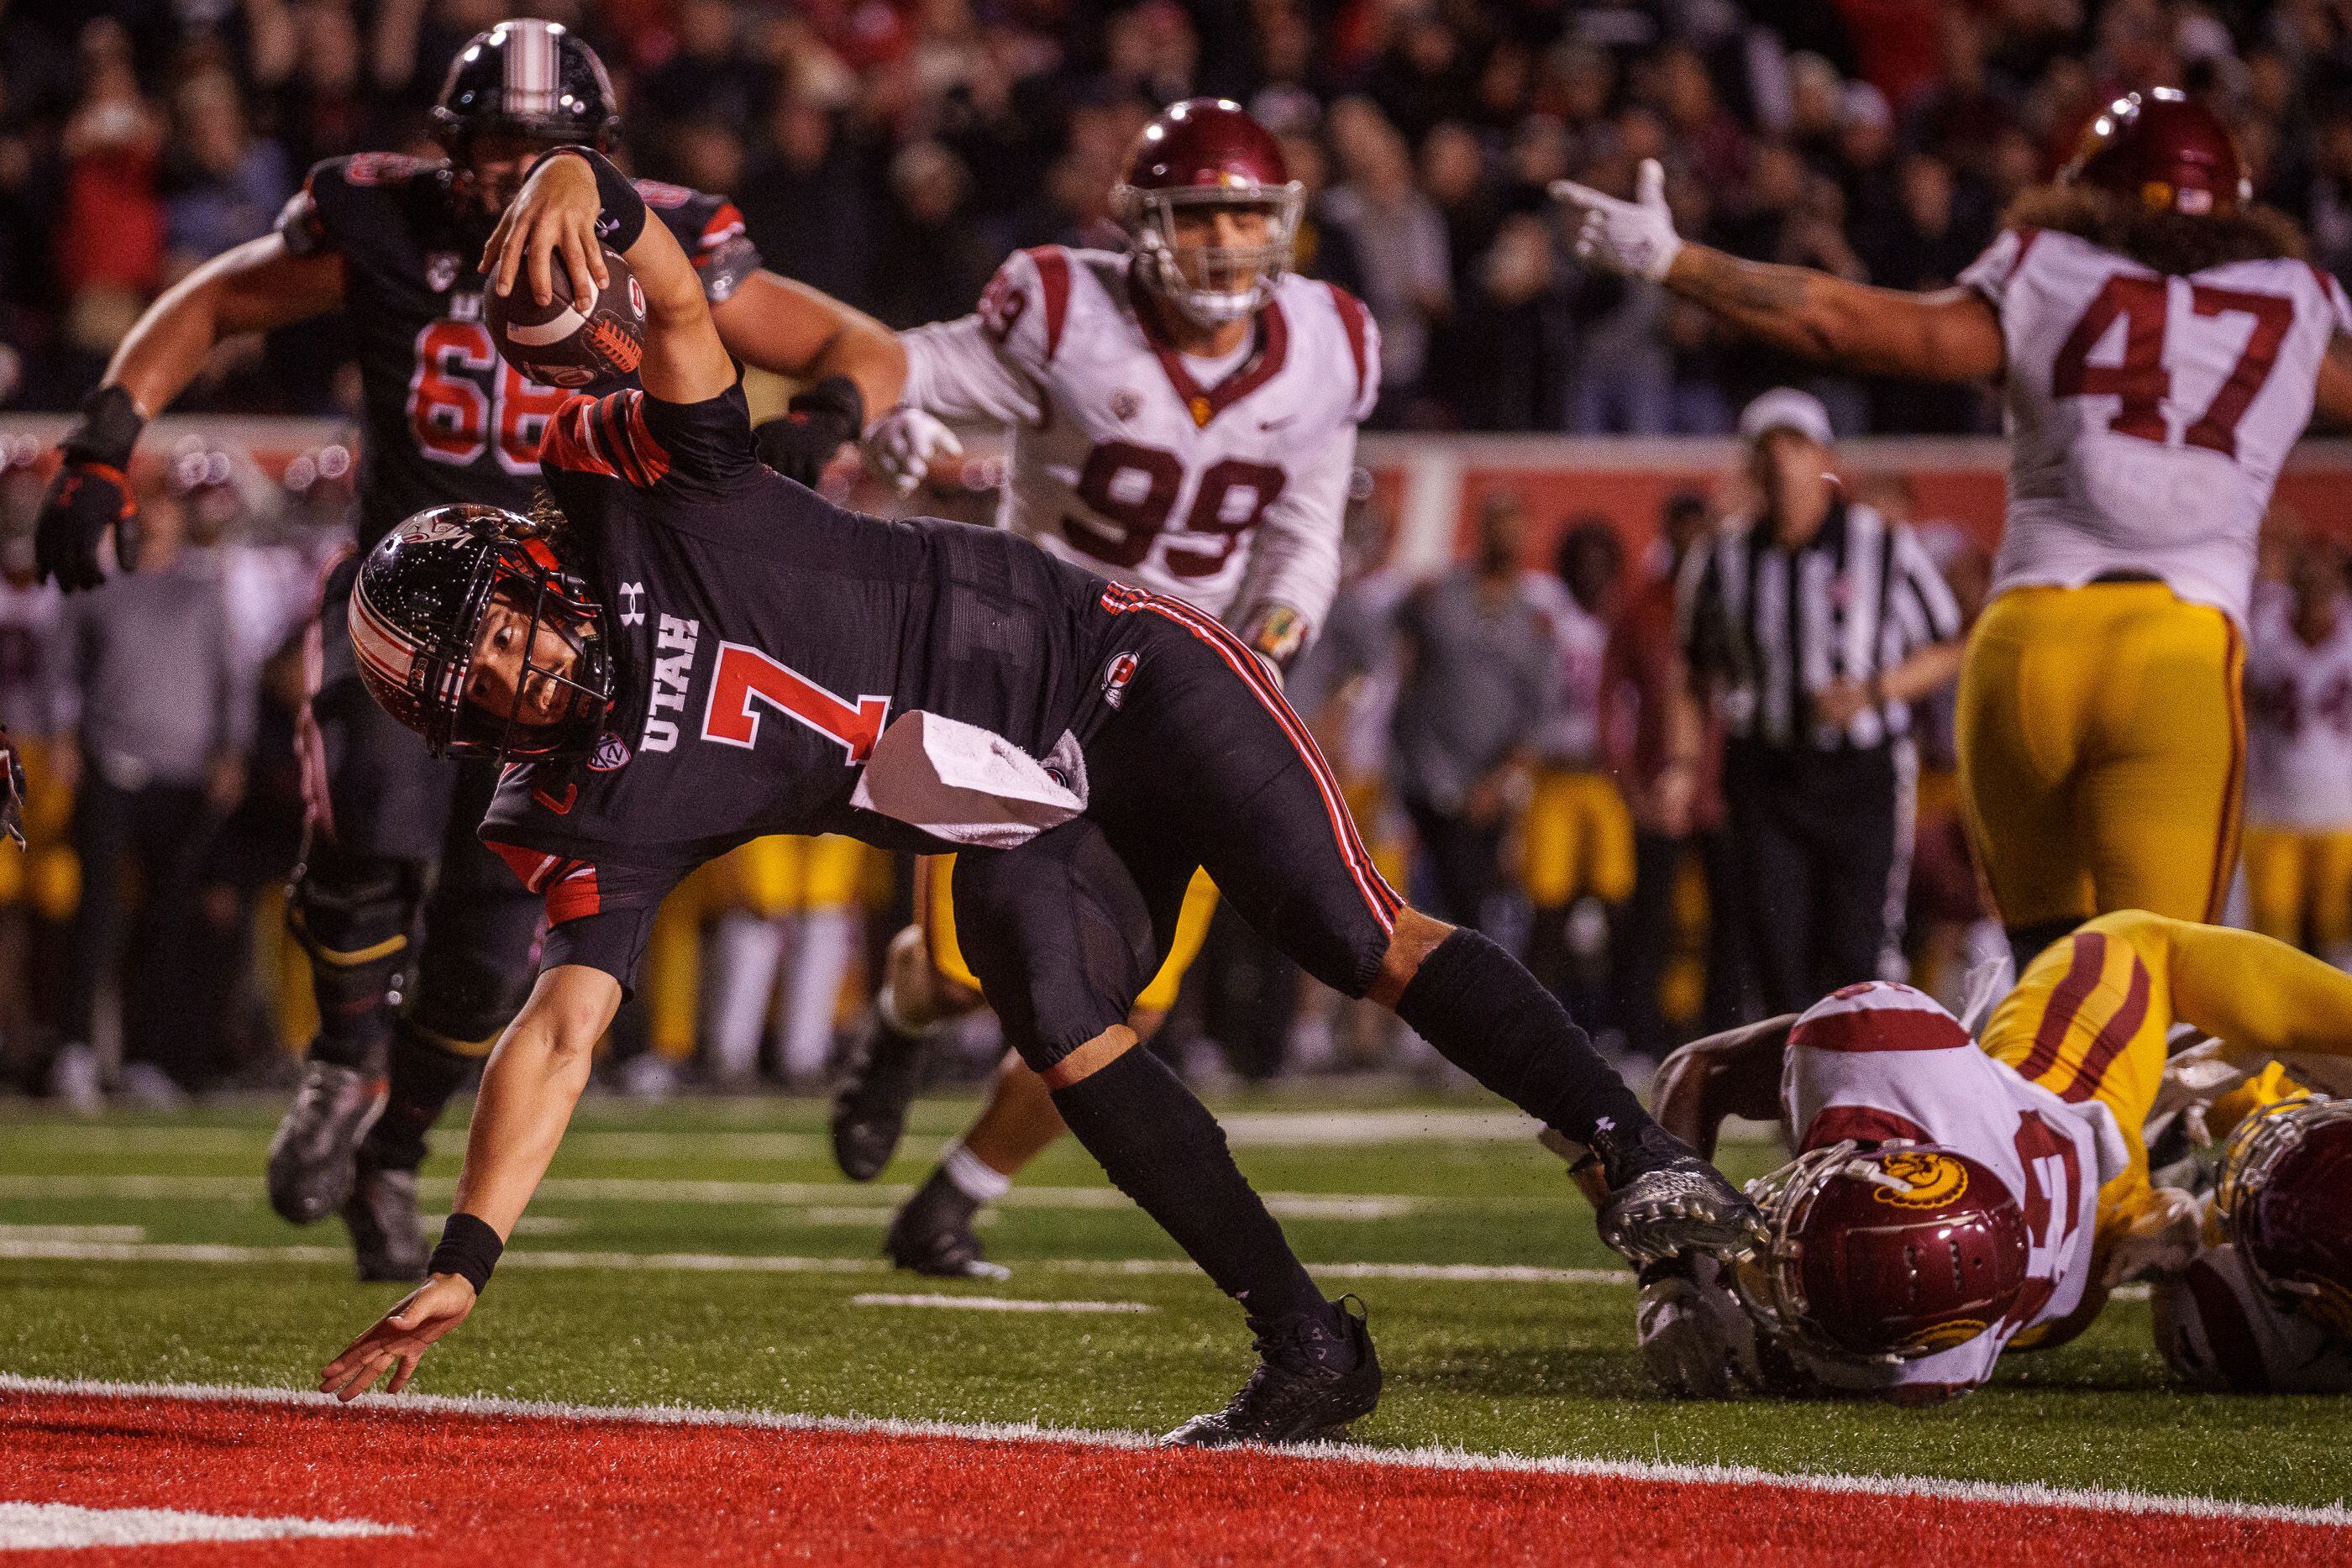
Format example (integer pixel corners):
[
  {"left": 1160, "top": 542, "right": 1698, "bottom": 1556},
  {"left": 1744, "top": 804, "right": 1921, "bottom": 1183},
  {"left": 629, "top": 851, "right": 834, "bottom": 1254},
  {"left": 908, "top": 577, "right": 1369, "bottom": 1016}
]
[{"left": 486, "top": 244, "right": 645, "bottom": 389}]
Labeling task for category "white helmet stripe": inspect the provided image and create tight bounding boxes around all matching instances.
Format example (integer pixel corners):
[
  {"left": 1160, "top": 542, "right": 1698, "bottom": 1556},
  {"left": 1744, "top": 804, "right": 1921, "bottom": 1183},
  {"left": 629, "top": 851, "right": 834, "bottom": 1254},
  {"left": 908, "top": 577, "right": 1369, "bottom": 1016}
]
[
  {"left": 502, "top": 19, "right": 561, "bottom": 118},
  {"left": 349, "top": 579, "right": 421, "bottom": 689}
]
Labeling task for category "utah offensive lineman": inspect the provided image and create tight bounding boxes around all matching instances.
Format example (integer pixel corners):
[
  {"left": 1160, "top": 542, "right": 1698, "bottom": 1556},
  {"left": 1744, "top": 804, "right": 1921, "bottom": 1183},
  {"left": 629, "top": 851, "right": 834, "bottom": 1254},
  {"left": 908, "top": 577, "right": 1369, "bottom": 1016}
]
[
  {"left": 829, "top": 99, "right": 1377, "bottom": 1277},
  {"left": 1555, "top": 90, "right": 2352, "bottom": 975},
  {"left": 315, "top": 144, "right": 1757, "bottom": 1442},
  {"left": 33, "top": 20, "right": 901, "bottom": 1279}
]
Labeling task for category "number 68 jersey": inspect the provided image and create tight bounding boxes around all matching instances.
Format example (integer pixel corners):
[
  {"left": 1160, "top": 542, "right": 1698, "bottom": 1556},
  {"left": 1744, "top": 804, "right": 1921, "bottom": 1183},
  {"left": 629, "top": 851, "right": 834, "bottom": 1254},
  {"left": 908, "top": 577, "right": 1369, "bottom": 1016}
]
[
  {"left": 895, "top": 246, "right": 1378, "bottom": 639},
  {"left": 1962, "top": 226, "right": 2352, "bottom": 625},
  {"left": 276, "top": 152, "right": 757, "bottom": 549}
]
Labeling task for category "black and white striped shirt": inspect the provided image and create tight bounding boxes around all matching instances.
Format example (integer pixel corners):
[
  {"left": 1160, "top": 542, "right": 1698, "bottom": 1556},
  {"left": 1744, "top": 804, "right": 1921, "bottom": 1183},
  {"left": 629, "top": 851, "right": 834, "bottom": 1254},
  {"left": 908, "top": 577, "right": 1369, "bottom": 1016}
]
[{"left": 1677, "top": 501, "right": 1963, "bottom": 751}]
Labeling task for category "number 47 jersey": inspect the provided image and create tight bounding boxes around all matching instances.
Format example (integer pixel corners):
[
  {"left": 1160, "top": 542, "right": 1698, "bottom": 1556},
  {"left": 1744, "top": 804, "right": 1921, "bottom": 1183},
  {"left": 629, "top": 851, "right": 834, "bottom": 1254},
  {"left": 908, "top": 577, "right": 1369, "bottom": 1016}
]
[
  {"left": 895, "top": 247, "right": 1378, "bottom": 638},
  {"left": 1963, "top": 226, "right": 2352, "bottom": 626}
]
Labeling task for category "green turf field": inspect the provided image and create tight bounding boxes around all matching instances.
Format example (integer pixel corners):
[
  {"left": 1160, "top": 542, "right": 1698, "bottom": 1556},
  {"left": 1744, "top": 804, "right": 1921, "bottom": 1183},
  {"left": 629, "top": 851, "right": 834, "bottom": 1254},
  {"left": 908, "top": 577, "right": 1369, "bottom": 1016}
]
[{"left": 3, "top": 1092, "right": 2345, "bottom": 1509}]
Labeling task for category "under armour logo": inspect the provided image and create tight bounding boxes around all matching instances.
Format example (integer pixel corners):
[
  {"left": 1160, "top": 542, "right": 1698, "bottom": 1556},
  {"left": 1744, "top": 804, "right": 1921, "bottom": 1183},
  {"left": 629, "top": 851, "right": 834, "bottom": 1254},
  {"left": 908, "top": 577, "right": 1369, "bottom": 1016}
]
[{"left": 619, "top": 581, "right": 647, "bottom": 627}]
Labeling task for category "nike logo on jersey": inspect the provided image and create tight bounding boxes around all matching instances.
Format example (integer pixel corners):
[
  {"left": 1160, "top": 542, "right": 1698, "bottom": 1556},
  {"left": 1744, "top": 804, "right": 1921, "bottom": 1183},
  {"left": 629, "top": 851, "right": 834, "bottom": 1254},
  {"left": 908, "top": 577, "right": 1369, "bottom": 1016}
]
[
  {"left": 1258, "top": 416, "right": 1295, "bottom": 432},
  {"left": 643, "top": 612, "right": 701, "bottom": 753}
]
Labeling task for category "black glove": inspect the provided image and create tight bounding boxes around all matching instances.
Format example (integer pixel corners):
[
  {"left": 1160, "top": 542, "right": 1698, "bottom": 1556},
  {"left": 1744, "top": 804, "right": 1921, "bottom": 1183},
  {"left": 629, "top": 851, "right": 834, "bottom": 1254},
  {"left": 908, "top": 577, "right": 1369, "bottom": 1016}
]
[
  {"left": 753, "top": 375, "right": 865, "bottom": 488},
  {"left": 37, "top": 384, "right": 145, "bottom": 591}
]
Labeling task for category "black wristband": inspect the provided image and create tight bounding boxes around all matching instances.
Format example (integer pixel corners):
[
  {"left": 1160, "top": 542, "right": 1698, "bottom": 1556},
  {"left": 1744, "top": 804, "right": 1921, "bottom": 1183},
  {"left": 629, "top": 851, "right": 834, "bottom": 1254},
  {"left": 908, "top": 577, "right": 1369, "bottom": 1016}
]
[
  {"left": 428, "top": 1211, "right": 504, "bottom": 1293},
  {"left": 62, "top": 384, "right": 145, "bottom": 471},
  {"left": 547, "top": 144, "right": 647, "bottom": 253},
  {"left": 785, "top": 375, "right": 866, "bottom": 443}
]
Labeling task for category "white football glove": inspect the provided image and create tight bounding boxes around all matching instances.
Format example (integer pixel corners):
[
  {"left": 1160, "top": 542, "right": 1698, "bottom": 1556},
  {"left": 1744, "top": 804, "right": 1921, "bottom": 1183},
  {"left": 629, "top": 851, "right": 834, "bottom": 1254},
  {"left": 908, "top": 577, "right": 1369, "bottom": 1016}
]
[
  {"left": 1635, "top": 1256, "right": 1761, "bottom": 1398},
  {"left": 1549, "top": 158, "right": 1683, "bottom": 282},
  {"left": 862, "top": 407, "right": 963, "bottom": 496}
]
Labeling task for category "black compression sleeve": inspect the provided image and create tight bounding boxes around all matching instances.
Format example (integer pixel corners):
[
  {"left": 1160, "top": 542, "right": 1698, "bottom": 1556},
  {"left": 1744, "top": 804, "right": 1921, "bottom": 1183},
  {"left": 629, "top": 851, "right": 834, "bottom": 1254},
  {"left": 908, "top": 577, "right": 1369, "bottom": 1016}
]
[{"left": 548, "top": 144, "right": 647, "bottom": 253}]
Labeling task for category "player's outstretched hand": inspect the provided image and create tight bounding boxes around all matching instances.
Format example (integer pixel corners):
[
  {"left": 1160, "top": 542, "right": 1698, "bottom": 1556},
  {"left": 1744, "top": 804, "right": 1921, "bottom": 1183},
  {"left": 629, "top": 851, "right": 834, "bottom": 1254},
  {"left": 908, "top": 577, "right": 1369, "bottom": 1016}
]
[
  {"left": 318, "top": 1273, "right": 477, "bottom": 1401},
  {"left": 1548, "top": 158, "right": 1683, "bottom": 282},
  {"left": 481, "top": 150, "right": 606, "bottom": 308},
  {"left": 862, "top": 407, "right": 963, "bottom": 496}
]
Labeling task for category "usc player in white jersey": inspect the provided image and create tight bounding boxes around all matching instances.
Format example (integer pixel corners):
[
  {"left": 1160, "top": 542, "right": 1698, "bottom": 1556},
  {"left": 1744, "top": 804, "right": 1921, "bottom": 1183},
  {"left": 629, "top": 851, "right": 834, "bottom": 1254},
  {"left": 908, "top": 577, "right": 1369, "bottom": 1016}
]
[
  {"left": 1556, "top": 90, "right": 2352, "bottom": 975},
  {"left": 2243, "top": 540, "right": 2352, "bottom": 965},
  {"left": 1630, "top": 913, "right": 2352, "bottom": 1400},
  {"left": 832, "top": 99, "right": 1378, "bottom": 1277}
]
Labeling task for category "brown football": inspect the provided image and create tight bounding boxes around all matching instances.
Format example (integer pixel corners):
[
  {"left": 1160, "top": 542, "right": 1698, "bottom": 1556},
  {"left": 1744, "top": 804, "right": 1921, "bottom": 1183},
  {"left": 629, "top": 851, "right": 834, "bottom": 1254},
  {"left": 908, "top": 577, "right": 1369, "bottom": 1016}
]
[{"left": 485, "top": 244, "right": 645, "bottom": 390}]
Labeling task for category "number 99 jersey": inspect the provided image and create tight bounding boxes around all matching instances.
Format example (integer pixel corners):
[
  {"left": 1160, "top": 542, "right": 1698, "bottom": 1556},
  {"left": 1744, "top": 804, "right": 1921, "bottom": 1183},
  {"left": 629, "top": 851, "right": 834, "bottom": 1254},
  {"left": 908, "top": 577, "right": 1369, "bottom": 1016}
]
[
  {"left": 276, "top": 153, "right": 758, "bottom": 548},
  {"left": 895, "top": 246, "right": 1378, "bottom": 641},
  {"left": 1962, "top": 227, "right": 2352, "bottom": 626}
]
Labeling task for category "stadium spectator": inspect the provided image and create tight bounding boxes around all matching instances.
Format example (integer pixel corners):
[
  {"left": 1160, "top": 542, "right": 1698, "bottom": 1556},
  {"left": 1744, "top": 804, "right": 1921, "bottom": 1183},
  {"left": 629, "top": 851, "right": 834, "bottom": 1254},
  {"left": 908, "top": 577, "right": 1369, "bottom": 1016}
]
[
  {"left": 1389, "top": 489, "right": 1551, "bottom": 931},
  {"left": 48, "top": 469, "right": 251, "bottom": 1104}
]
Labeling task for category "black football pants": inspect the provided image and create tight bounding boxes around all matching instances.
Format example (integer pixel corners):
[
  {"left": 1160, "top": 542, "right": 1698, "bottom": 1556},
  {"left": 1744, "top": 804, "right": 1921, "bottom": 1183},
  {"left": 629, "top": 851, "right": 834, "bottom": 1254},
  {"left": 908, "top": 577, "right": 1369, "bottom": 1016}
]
[{"left": 1720, "top": 739, "right": 1907, "bottom": 1017}]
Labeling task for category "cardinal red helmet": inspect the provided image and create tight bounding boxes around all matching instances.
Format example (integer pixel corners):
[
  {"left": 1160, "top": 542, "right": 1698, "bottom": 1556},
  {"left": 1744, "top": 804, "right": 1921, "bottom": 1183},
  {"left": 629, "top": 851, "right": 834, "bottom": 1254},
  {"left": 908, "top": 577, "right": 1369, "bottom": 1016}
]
[
  {"left": 1113, "top": 98, "right": 1304, "bottom": 327},
  {"left": 2065, "top": 87, "right": 2248, "bottom": 216},
  {"left": 1735, "top": 1141, "right": 2030, "bottom": 1362},
  {"left": 2218, "top": 1094, "right": 2352, "bottom": 1335}
]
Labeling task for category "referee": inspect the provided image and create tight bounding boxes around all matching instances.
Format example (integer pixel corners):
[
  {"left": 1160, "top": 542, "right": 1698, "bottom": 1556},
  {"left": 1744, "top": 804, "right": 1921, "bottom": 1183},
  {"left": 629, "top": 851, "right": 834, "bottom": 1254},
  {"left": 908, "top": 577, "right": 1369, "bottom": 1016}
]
[{"left": 1670, "top": 389, "right": 1965, "bottom": 1015}]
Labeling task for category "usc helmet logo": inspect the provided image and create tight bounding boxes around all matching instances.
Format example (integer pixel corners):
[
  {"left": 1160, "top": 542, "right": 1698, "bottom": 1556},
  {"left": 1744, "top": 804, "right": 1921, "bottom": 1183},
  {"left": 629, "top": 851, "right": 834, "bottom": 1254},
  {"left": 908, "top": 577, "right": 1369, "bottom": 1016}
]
[{"left": 1865, "top": 1149, "right": 1970, "bottom": 1210}]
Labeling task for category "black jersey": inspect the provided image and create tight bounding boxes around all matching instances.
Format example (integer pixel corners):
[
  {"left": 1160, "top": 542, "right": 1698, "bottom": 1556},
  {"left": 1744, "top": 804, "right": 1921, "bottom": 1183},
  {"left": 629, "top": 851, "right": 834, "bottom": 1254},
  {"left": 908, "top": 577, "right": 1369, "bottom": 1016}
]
[
  {"left": 479, "top": 380, "right": 1125, "bottom": 987},
  {"left": 275, "top": 153, "right": 760, "bottom": 548}
]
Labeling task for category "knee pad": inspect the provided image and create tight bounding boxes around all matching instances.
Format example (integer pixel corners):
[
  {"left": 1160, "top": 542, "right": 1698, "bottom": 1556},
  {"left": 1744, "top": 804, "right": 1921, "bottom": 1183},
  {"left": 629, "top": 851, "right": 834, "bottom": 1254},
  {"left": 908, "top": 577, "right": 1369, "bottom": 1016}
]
[
  {"left": 407, "top": 941, "right": 532, "bottom": 1057},
  {"left": 290, "top": 850, "right": 421, "bottom": 1062}
]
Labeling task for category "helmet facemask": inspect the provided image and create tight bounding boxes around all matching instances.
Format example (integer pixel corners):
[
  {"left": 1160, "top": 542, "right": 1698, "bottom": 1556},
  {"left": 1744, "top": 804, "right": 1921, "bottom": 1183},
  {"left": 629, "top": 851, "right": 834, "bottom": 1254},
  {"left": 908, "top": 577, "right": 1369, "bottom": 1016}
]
[
  {"left": 1732, "top": 1142, "right": 1908, "bottom": 1368},
  {"left": 1120, "top": 183, "right": 1305, "bottom": 327}
]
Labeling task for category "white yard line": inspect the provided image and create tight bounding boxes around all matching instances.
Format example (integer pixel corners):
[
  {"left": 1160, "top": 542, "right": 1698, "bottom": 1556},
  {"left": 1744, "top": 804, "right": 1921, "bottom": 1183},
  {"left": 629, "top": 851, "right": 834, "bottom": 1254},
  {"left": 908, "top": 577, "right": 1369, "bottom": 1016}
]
[
  {"left": 0, "top": 1224, "right": 144, "bottom": 1243},
  {"left": 0, "top": 1235, "right": 1627, "bottom": 1285},
  {"left": 4, "top": 1375, "right": 2342, "bottom": 1529},
  {"left": 0, "top": 1500, "right": 407, "bottom": 1548},
  {"left": 0, "top": 1172, "right": 1437, "bottom": 1217},
  {"left": 850, "top": 1293, "right": 1152, "bottom": 1314}
]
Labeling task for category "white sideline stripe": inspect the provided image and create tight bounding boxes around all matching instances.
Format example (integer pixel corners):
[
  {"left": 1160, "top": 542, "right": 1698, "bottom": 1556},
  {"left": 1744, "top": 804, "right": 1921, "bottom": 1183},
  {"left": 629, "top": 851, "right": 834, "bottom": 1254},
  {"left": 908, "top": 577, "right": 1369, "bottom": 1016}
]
[
  {"left": 0, "top": 1500, "right": 406, "bottom": 1548},
  {"left": 0, "top": 1237, "right": 1629, "bottom": 1286},
  {"left": 0, "top": 1173, "right": 1431, "bottom": 1218},
  {"left": 4, "top": 1376, "right": 2344, "bottom": 1531},
  {"left": 851, "top": 1293, "right": 1152, "bottom": 1314}
]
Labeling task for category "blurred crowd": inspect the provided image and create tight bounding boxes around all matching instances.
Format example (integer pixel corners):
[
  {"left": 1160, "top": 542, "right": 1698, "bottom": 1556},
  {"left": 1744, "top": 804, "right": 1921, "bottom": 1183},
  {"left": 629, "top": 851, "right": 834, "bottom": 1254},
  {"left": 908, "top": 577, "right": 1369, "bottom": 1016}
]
[{"left": 16, "top": 0, "right": 2352, "bottom": 430}]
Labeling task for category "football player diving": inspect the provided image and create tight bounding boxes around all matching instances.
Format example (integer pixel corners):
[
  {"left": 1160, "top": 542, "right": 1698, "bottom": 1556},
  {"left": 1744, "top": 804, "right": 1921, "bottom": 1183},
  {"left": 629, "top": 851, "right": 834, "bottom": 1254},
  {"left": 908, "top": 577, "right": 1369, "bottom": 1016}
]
[
  {"left": 1623, "top": 911, "right": 2352, "bottom": 1402},
  {"left": 33, "top": 19, "right": 903, "bottom": 1282},
  {"left": 316, "top": 144, "right": 1761, "bottom": 1445},
  {"left": 1556, "top": 91, "right": 2352, "bottom": 982},
  {"left": 827, "top": 98, "right": 1376, "bottom": 1281}
]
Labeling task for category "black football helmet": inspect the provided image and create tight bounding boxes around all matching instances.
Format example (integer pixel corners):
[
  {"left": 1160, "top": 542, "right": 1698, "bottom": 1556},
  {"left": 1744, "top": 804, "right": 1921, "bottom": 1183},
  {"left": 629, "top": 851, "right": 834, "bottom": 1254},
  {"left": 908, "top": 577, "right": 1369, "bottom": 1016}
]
[
  {"left": 432, "top": 19, "right": 619, "bottom": 158},
  {"left": 350, "top": 504, "right": 613, "bottom": 761}
]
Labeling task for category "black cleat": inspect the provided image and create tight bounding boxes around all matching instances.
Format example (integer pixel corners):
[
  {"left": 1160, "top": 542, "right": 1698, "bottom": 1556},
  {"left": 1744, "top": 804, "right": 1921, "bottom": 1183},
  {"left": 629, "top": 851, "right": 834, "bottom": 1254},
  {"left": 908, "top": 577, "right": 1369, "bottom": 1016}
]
[
  {"left": 1591, "top": 1120, "right": 1767, "bottom": 1266},
  {"left": 885, "top": 1167, "right": 1009, "bottom": 1280},
  {"left": 342, "top": 1162, "right": 428, "bottom": 1282},
  {"left": 1163, "top": 1298, "right": 1382, "bottom": 1448},
  {"left": 830, "top": 1013, "right": 927, "bottom": 1182},
  {"left": 265, "top": 1060, "right": 387, "bottom": 1225}
]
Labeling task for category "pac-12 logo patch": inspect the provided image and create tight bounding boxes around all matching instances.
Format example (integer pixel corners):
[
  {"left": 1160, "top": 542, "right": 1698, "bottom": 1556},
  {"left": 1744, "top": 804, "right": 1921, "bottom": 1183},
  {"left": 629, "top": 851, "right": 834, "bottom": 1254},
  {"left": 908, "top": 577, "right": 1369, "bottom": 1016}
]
[
  {"left": 588, "top": 732, "right": 633, "bottom": 772},
  {"left": 1101, "top": 650, "right": 1140, "bottom": 708}
]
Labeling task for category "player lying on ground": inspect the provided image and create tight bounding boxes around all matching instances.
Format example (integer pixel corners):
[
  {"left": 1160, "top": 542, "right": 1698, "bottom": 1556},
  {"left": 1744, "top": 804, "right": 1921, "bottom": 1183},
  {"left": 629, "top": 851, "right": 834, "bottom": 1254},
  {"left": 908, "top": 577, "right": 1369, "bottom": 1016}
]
[
  {"left": 1557, "top": 90, "right": 2352, "bottom": 979},
  {"left": 33, "top": 18, "right": 906, "bottom": 1286},
  {"left": 317, "top": 146, "right": 1761, "bottom": 1445},
  {"left": 1623, "top": 911, "right": 2352, "bottom": 1401},
  {"left": 826, "top": 97, "right": 1373, "bottom": 1280}
]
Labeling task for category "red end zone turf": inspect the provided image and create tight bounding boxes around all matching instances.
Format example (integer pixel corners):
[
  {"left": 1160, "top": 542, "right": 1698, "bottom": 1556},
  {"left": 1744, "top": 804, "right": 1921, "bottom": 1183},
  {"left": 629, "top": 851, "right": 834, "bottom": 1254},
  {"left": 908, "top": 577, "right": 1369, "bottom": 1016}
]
[{"left": 2, "top": 1387, "right": 2345, "bottom": 1566}]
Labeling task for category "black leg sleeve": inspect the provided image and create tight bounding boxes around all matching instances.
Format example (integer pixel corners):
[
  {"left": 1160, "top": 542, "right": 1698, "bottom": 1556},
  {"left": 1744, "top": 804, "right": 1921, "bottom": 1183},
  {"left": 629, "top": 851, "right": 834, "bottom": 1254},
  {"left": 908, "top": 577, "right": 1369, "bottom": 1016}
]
[
  {"left": 1049, "top": 1046, "right": 1330, "bottom": 1325},
  {"left": 1393, "top": 926, "right": 1652, "bottom": 1146}
]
